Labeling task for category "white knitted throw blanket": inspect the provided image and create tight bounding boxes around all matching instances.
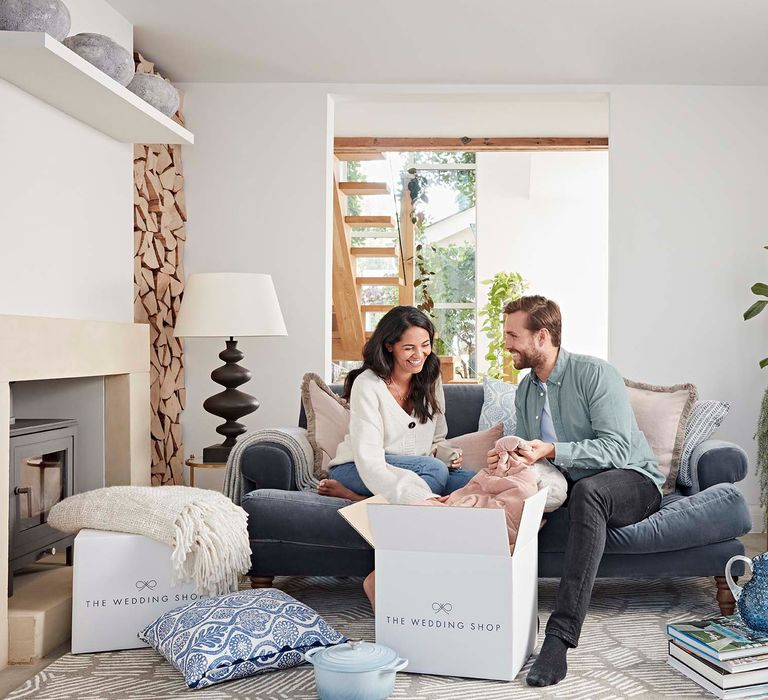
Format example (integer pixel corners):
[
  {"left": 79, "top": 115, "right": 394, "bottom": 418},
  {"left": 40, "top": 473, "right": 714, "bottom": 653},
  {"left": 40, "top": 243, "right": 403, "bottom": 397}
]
[
  {"left": 223, "top": 427, "right": 318, "bottom": 504},
  {"left": 48, "top": 486, "right": 250, "bottom": 597}
]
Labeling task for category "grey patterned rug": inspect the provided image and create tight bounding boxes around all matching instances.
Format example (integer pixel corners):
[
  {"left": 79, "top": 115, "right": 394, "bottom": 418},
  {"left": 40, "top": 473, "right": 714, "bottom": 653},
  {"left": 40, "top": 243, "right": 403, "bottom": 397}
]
[{"left": 7, "top": 576, "right": 720, "bottom": 699}]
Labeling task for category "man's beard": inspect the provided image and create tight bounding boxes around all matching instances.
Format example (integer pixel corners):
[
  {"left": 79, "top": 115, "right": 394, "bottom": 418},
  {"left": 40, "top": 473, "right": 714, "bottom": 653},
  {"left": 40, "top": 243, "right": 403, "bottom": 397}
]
[{"left": 511, "top": 347, "right": 545, "bottom": 371}]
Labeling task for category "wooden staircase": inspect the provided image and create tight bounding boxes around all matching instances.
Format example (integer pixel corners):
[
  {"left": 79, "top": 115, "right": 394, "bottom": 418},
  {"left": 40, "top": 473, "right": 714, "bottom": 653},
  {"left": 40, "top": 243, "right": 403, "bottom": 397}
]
[{"left": 332, "top": 153, "right": 415, "bottom": 361}]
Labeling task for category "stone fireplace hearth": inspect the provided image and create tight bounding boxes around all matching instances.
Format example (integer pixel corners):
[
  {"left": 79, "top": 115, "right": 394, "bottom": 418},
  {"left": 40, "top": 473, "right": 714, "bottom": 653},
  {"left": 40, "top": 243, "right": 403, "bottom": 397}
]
[{"left": 0, "top": 315, "right": 150, "bottom": 670}]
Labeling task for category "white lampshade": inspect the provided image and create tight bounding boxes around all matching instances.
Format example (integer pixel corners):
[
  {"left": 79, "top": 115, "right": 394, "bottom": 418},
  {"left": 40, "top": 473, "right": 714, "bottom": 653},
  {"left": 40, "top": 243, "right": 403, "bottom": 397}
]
[{"left": 174, "top": 273, "right": 287, "bottom": 338}]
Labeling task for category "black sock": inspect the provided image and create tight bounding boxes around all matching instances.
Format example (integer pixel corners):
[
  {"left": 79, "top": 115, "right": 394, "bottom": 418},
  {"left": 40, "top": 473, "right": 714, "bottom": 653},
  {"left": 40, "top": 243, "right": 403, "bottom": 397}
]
[{"left": 526, "top": 634, "right": 569, "bottom": 687}]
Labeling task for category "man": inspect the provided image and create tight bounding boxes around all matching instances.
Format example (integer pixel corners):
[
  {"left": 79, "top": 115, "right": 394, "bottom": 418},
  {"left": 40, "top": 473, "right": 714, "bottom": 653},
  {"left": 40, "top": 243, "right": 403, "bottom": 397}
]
[{"left": 487, "top": 295, "right": 663, "bottom": 687}]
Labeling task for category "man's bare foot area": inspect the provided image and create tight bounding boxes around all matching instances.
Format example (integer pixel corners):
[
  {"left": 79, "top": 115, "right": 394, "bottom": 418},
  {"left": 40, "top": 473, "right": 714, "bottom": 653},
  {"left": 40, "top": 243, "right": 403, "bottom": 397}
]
[{"left": 317, "top": 479, "right": 366, "bottom": 501}]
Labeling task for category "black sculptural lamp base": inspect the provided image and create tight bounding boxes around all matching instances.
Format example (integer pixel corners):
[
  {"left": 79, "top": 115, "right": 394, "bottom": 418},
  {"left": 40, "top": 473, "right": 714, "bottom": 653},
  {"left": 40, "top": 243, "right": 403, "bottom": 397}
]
[
  {"left": 202, "top": 337, "right": 258, "bottom": 464},
  {"left": 202, "top": 443, "right": 237, "bottom": 464}
]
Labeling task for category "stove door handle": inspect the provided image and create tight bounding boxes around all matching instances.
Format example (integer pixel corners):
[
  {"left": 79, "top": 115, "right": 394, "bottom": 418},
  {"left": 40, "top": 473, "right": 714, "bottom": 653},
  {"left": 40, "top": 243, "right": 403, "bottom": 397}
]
[{"left": 14, "top": 486, "right": 32, "bottom": 516}]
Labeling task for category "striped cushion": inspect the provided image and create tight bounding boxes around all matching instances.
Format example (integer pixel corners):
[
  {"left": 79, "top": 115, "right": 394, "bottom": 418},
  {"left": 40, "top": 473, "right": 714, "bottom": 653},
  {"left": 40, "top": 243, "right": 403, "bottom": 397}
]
[{"left": 676, "top": 400, "right": 731, "bottom": 488}]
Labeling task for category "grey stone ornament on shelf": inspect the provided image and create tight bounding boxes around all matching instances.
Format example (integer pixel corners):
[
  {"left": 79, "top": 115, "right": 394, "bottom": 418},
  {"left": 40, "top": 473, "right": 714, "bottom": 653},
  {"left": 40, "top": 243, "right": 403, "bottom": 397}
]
[
  {"left": 127, "top": 73, "right": 179, "bottom": 117},
  {"left": 0, "top": 0, "right": 71, "bottom": 41},
  {"left": 62, "top": 33, "right": 134, "bottom": 86}
]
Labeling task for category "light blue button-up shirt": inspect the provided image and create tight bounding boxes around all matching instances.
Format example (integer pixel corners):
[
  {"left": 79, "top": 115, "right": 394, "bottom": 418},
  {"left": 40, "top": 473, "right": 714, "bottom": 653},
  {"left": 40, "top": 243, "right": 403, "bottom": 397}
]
[{"left": 515, "top": 348, "right": 664, "bottom": 493}]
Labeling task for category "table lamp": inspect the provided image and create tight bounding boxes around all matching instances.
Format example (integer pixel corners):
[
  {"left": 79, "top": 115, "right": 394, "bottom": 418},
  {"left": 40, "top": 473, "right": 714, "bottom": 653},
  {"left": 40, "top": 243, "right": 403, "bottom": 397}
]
[{"left": 174, "top": 272, "right": 287, "bottom": 463}]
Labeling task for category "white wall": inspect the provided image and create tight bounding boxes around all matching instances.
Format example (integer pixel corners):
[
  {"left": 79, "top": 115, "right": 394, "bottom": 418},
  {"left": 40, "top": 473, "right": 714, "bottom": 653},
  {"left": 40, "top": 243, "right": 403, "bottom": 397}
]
[
  {"left": 475, "top": 151, "right": 609, "bottom": 373},
  {"left": 178, "top": 83, "right": 767, "bottom": 527},
  {"left": 333, "top": 92, "right": 609, "bottom": 137},
  {"left": 0, "top": 2, "right": 133, "bottom": 323},
  {"left": 175, "top": 83, "right": 333, "bottom": 462},
  {"left": 609, "top": 86, "right": 768, "bottom": 529}
]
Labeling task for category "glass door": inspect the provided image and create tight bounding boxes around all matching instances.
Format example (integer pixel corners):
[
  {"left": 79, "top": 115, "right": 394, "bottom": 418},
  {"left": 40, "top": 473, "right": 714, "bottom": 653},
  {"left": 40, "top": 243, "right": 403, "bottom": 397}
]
[{"left": 12, "top": 436, "right": 71, "bottom": 533}]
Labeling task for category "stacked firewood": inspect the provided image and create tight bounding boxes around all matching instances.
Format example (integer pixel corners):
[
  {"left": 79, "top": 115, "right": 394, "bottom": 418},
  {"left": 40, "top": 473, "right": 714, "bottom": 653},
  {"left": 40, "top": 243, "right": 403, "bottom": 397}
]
[{"left": 132, "top": 52, "right": 187, "bottom": 486}]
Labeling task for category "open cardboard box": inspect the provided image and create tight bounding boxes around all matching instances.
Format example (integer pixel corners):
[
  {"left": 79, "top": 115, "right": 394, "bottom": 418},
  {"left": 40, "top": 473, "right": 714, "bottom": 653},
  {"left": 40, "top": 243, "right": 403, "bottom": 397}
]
[{"left": 343, "top": 488, "right": 548, "bottom": 681}]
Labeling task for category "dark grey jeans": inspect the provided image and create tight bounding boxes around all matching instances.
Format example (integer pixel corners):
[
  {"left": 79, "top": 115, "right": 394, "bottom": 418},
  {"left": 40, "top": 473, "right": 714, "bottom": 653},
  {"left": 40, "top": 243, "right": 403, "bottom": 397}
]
[{"left": 546, "top": 468, "right": 662, "bottom": 647}]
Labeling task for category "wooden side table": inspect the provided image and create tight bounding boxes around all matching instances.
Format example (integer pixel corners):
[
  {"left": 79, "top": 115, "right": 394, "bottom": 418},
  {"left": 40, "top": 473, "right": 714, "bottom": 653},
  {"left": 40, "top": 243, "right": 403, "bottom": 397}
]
[{"left": 185, "top": 456, "right": 226, "bottom": 487}]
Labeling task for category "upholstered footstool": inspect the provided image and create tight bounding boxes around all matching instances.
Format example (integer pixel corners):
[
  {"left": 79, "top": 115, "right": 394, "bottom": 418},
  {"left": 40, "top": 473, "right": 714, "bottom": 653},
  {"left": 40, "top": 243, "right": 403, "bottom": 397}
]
[{"left": 241, "top": 489, "right": 373, "bottom": 588}]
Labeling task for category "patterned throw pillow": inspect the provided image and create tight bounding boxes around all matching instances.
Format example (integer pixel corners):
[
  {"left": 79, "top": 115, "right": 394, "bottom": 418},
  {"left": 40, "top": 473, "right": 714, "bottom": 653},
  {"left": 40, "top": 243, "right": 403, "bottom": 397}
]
[
  {"left": 139, "top": 588, "right": 345, "bottom": 689},
  {"left": 676, "top": 400, "right": 731, "bottom": 488},
  {"left": 478, "top": 376, "right": 518, "bottom": 436}
]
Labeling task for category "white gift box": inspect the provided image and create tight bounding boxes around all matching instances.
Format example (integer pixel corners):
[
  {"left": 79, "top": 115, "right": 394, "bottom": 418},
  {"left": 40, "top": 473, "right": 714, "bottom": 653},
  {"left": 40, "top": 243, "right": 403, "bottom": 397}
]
[
  {"left": 369, "top": 489, "right": 548, "bottom": 681},
  {"left": 71, "top": 529, "right": 204, "bottom": 654}
]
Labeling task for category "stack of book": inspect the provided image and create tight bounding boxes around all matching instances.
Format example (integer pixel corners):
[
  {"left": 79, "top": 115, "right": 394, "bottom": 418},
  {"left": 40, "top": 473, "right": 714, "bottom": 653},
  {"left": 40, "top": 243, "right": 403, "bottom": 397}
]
[{"left": 667, "top": 615, "right": 768, "bottom": 698}]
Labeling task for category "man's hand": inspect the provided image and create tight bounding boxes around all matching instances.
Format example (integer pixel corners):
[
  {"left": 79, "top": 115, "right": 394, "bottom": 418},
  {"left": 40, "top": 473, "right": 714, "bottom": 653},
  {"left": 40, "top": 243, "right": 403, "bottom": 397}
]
[{"left": 517, "top": 439, "right": 555, "bottom": 465}]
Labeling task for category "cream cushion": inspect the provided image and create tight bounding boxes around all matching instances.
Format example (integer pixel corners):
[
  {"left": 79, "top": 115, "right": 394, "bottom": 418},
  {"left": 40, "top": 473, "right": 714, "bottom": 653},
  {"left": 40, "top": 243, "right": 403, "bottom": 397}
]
[
  {"left": 301, "top": 373, "right": 350, "bottom": 473},
  {"left": 448, "top": 423, "right": 504, "bottom": 472},
  {"left": 625, "top": 379, "right": 698, "bottom": 493}
]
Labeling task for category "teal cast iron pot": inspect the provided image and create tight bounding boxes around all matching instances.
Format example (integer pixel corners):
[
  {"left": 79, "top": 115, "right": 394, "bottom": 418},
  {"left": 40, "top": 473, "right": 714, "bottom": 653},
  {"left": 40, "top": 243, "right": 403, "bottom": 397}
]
[{"left": 304, "top": 639, "right": 408, "bottom": 700}]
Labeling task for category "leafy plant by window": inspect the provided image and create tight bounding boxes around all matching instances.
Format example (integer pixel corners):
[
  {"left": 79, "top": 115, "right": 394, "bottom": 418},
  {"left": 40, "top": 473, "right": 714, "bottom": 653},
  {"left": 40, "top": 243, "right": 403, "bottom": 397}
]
[
  {"left": 743, "top": 248, "right": 768, "bottom": 530},
  {"left": 414, "top": 242, "right": 436, "bottom": 315},
  {"left": 744, "top": 266, "right": 768, "bottom": 369},
  {"left": 480, "top": 272, "right": 527, "bottom": 380},
  {"left": 408, "top": 152, "right": 476, "bottom": 209},
  {"left": 408, "top": 173, "right": 436, "bottom": 315},
  {"left": 406, "top": 168, "right": 478, "bottom": 367}
]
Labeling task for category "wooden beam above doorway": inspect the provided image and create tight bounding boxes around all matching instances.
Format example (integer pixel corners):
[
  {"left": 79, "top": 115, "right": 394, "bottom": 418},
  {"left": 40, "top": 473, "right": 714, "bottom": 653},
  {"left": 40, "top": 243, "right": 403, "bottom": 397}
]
[{"left": 334, "top": 136, "right": 608, "bottom": 154}]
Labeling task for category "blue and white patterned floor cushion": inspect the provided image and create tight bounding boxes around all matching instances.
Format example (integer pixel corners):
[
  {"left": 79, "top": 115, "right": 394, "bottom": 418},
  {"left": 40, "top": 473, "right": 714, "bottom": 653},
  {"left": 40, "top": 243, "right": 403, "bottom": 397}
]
[{"left": 139, "top": 588, "right": 345, "bottom": 689}]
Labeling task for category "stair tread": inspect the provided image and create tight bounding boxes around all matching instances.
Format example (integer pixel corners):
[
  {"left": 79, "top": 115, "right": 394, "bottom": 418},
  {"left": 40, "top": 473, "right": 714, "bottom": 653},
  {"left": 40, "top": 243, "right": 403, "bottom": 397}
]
[
  {"left": 345, "top": 215, "right": 395, "bottom": 228},
  {"left": 361, "top": 304, "right": 395, "bottom": 313},
  {"left": 350, "top": 246, "right": 398, "bottom": 257},
  {"left": 339, "top": 182, "right": 390, "bottom": 196},
  {"left": 356, "top": 276, "right": 403, "bottom": 286}
]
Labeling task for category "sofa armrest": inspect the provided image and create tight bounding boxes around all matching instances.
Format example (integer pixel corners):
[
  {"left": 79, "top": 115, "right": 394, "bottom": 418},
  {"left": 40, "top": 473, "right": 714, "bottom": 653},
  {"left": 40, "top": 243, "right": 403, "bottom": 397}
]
[
  {"left": 240, "top": 428, "right": 314, "bottom": 494},
  {"left": 681, "top": 440, "right": 748, "bottom": 495}
]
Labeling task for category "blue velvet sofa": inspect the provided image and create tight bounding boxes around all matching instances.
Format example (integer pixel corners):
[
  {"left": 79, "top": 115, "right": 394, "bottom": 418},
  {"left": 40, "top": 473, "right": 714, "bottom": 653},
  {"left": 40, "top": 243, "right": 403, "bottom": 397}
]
[{"left": 239, "top": 382, "right": 752, "bottom": 615}]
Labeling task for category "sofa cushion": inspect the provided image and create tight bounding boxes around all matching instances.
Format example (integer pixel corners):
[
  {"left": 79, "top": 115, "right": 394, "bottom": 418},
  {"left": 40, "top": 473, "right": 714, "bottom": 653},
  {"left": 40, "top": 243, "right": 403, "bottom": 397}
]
[
  {"left": 301, "top": 373, "right": 349, "bottom": 476},
  {"left": 242, "top": 489, "right": 370, "bottom": 550},
  {"left": 478, "top": 376, "right": 518, "bottom": 436},
  {"left": 677, "top": 400, "right": 732, "bottom": 488},
  {"left": 448, "top": 423, "right": 504, "bottom": 472},
  {"left": 539, "top": 483, "right": 751, "bottom": 554},
  {"left": 624, "top": 379, "right": 698, "bottom": 494}
]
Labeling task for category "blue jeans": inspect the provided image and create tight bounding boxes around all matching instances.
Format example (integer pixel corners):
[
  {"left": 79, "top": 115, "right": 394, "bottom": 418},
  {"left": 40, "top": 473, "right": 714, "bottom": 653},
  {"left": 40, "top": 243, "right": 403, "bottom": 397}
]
[{"left": 329, "top": 454, "right": 474, "bottom": 497}]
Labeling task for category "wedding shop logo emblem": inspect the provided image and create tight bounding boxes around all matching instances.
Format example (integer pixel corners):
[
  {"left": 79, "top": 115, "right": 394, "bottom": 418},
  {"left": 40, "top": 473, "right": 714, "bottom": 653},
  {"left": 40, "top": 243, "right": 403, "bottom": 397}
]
[
  {"left": 135, "top": 579, "right": 158, "bottom": 591},
  {"left": 82, "top": 577, "right": 206, "bottom": 610},
  {"left": 385, "top": 601, "right": 501, "bottom": 632}
]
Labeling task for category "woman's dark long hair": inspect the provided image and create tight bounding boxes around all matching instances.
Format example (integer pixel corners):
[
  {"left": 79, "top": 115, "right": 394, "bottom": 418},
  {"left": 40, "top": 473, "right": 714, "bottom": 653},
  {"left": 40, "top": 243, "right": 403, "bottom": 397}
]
[{"left": 343, "top": 306, "right": 441, "bottom": 423}]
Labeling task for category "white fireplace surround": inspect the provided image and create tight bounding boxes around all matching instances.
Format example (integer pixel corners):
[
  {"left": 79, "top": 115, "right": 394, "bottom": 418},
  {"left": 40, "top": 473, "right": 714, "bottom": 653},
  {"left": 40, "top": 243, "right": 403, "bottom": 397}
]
[{"left": 0, "top": 315, "right": 151, "bottom": 670}]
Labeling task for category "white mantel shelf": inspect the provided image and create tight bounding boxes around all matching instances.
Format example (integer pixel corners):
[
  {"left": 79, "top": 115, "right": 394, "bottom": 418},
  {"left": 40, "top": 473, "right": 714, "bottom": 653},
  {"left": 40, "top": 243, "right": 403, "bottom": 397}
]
[{"left": 0, "top": 32, "right": 194, "bottom": 145}]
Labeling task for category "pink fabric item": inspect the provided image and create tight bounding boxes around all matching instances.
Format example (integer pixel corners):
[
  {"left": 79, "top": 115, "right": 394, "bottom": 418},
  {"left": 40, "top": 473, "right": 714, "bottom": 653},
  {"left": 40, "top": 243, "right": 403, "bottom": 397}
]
[{"left": 435, "top": 436, "right": 538, "bottom": 548}]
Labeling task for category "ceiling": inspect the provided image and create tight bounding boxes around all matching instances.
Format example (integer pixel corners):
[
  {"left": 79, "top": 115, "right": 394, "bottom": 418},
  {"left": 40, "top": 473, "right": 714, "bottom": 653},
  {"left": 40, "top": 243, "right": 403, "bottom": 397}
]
[{"left": 107, "top": 0, "right": 768, "bottom": 85}]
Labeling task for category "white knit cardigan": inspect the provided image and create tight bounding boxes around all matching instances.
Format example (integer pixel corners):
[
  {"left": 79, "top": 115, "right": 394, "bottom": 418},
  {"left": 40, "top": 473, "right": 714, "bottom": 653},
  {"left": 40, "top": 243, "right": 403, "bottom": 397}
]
[{"left": 329, "top": 369, "right": 453, "bottom": 504}]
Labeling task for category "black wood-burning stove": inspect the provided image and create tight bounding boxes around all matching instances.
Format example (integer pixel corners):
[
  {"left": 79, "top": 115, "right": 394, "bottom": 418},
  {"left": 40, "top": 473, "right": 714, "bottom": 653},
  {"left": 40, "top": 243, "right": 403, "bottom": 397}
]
[{"left": 8, "top": 418, "right": 77, "bottom": 594}]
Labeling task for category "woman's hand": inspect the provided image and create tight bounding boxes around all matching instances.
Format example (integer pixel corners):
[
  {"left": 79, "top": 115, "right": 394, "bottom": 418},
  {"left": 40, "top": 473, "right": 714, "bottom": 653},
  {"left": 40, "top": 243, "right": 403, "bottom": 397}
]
[
  {"left": 486, "top": 448, "right": 500, "bottom": 468},
  {"left": 449, "top": 451, "right": 464, "bottom": 470}
]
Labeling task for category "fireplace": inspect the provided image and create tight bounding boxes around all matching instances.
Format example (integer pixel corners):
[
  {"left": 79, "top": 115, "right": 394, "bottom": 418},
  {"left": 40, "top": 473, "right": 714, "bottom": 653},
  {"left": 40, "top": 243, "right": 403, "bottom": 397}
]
[
  {"left": 8, "top": 418, "right": 77, "bottom": 593},
  {"left": 0, "top": 314, "right": 151, "bottom": 669}
]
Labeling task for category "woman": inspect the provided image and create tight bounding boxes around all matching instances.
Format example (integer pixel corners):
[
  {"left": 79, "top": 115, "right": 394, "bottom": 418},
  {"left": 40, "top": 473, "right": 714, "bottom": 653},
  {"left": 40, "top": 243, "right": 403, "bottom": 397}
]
[{"left": 318, "top": 306, "right": 474, "bottom": 504}]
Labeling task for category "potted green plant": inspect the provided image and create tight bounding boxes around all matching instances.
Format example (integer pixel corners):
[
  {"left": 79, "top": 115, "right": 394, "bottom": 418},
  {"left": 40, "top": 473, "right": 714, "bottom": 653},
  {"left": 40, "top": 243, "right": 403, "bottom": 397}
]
[
  {"left": 479, "top": 271, "right": 527, "bottom": 381},
  {"left": 744, "top": 265, "right": 768, "bottom": 531}
]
